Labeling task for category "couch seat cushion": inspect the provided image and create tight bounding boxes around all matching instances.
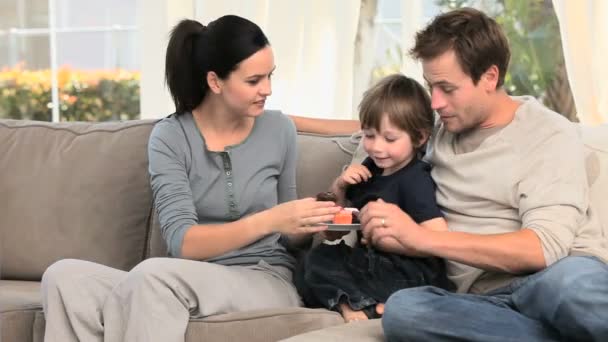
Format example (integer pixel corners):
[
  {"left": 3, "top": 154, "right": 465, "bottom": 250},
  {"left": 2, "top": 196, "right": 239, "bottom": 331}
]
[
  {"left": 30, "top": 305, "right": 342, "bottom": 342},
  {"left": 279, "top": 319, "right": 383, "bottom": 342},
  {"left": 0, "top": 280, "right": 42, "bottom": 342}
]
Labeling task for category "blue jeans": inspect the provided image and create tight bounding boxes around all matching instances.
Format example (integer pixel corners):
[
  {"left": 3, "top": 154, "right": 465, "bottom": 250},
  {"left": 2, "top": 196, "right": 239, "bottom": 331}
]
[{"left": 382, "top": 256, "right": 608, "bottom": 342}]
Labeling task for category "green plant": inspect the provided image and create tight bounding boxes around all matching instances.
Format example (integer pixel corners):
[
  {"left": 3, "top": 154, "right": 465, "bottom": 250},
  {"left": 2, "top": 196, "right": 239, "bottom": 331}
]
[{"left": 0, "top": 64, "right": 140, "bottom": 122}]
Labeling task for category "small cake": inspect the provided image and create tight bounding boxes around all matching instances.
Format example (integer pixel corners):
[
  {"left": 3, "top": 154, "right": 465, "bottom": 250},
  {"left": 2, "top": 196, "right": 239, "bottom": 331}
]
[
  {"left": 343, "top": 207, "right": 360, "bottom": 224},
  {"left": 333, "top": 210, "right": 353, "bottom": 224}
]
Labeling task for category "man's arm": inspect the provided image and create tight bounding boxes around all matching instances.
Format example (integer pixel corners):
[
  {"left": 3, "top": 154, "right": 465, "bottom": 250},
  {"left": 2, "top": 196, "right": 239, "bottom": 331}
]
[
  {"left": 288, "top": 115, "right": 360, "bottom": 135},
  {"left": 361, "top": 201, "right": 546, "bottom": 274},
  {"left": 419, "top": 228, "right": 546, "bottom": 274}
]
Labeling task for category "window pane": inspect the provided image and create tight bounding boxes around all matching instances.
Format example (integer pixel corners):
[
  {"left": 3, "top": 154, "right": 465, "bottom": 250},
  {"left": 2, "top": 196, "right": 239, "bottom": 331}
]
[
  {"left": 0, "top": 0, "right": 52, "bottom": 121},
  {"left": 53, "top": 0, "right": 140, "bottom": 121},
  {"left": 55, "top": 0, "right": 137, "bottom": 28}
]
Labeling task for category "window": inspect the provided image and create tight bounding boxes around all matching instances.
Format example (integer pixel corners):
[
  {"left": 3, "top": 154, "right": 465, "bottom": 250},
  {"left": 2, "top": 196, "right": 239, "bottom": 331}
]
[{"left": 0, "top": 0, "right": 140, "bottom": 122}]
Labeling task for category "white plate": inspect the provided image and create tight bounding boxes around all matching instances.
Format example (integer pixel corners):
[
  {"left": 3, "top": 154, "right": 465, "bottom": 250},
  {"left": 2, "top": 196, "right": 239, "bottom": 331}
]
[{"left": 318, "top": 223, "right": 361, "bottom": 231}]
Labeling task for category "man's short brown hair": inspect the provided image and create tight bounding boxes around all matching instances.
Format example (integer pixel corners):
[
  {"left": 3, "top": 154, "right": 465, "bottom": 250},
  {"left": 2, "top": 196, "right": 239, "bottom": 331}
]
[
  {"left": 359, "top": 74, "right": 434, "bottom": 149},
  {"left": 410, "top": 7, "right": 510, "bottom": 88}
]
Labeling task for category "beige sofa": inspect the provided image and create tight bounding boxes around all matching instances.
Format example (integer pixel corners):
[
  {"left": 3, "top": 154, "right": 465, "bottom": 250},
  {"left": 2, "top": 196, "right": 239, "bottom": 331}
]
[
  {"left": 1, "top": 119, "right": 606, "bottom": 342},
  {"left": 0, "top": 118, "right": 361, "bottom": 342}
]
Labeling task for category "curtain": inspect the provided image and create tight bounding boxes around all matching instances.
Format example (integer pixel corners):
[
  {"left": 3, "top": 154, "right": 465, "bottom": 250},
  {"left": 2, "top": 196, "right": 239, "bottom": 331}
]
[
  {"left": 553, "top": 0, "right": 608, "bottom": 124},
  {"left": 195, "top": 0, "right": 360, "bottom": 119}
]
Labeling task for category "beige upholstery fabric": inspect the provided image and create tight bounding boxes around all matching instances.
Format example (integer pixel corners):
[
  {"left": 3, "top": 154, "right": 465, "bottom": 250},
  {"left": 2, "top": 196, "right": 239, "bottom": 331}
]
[
  {"left": 29, "top": 307, "right": 343, "bottom": 342},
  {"left": 295, "top": 133, "right": 357, "bottom": 199},
  {"left": 0, "top": 120, "right": 157, "bottom": 280},
  {"left": 279, "top": 319, "right": 383, "bottom": 342},
  {"left": 0, "top": 280, "right": 42, "bottom": 342},
  {"left": 185, "top": 308, "right": 343, "bottom": 342}
]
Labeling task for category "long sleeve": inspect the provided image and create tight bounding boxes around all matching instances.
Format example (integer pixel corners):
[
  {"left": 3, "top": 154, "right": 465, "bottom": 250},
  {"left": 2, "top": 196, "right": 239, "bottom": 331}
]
[
  {"left": 148, "top": 120, "right": 197, "bottom": 257},
  {"left": 277, "top": 116, "right": 298, "bottom": 203}
]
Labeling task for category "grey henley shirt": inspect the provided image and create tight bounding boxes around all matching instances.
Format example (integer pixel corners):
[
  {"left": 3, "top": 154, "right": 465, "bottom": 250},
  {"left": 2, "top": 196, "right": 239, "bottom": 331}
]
[{"left": 148, "top": 110, "right": 297, "bottom": 270}]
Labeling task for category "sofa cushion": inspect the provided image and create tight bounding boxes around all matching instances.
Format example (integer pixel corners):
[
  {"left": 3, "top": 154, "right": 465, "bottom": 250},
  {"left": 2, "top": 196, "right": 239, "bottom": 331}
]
[
  {"left": 0, "top": 280, "right": 42, "bottom": 342},
  {"left": 0, "top": 119, "right": 157, "bottom": 280},
  {"left": 29, "top": 306, "right": 343, "bottom": 342},
  {"left": 279, "top": 319, "right": 383, "bottom": 342},
  {"left": 185, "top": 308, "right": 343, "bottom": 342},
  {"left": 295, "top": 133, "right": 357, "bottom": 199}
]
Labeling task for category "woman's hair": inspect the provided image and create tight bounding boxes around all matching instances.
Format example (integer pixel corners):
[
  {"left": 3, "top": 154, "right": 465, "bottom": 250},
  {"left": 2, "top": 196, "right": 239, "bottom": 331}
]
[
  {"left": 165, "top": 15, "right": 270, "bottom": 113},
  {"left": 410, "top": 7, "right": 510, "bottom": 88},
  {"left": 359, "top": 74, "right": 434, "bottom": 149}
]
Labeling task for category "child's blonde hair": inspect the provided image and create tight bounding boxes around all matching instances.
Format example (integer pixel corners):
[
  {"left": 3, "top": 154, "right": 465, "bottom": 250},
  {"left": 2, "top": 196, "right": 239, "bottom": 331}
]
[{"left": 359, "top": 74, "right": 434, "bottom": 149}]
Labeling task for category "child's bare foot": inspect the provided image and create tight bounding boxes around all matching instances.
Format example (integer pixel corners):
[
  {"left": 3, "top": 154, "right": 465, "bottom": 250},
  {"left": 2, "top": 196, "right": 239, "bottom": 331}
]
[{"left": 338, "top": 303, "right": 368, "bottom": 322}]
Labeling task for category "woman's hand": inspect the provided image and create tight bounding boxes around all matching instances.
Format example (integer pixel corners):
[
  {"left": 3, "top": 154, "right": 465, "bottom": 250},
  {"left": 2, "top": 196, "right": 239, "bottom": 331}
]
[
  {"left": 268, "top": 197, "right": 341, "bottom": 235},
  {"left": 336, "top": 165, "right": 372, "bottom": 189}
]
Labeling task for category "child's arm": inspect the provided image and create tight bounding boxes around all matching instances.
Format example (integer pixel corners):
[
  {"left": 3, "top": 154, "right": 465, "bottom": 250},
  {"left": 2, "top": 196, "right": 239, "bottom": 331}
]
[
  {"left": 329, "top": 164, "right": 372, "bottom": 206},
  {"left": 372, "top": 217, "right": 448, "bottom": 256}
]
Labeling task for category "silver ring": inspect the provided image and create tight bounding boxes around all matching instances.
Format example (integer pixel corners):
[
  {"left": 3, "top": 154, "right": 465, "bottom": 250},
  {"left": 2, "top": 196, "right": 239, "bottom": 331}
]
[{"left": 381, "top": 218, "right": 386, "bottom": 227}]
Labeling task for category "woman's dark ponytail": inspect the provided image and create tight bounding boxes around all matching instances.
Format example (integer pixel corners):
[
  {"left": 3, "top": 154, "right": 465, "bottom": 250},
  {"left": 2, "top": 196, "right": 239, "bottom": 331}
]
[{"left": 165, "top": 19, "right": 208, "bottom": 113}]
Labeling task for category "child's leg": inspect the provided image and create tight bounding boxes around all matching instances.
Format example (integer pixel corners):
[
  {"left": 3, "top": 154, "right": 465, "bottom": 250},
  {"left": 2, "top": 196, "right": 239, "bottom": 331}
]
[{"left": 296, "top": 242, "right": 373, "bottom": 313}]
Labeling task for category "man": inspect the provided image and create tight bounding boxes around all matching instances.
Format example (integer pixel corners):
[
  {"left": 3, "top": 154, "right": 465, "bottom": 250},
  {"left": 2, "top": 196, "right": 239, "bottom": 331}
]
[{"left": 356, "top": 8, "right": 608, "bottom": 341}]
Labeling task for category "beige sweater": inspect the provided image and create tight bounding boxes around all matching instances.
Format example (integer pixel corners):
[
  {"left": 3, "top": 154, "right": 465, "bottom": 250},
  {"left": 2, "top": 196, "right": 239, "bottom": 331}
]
[{"left": 426, "top": 96, "right": 608, "bottom": 293}]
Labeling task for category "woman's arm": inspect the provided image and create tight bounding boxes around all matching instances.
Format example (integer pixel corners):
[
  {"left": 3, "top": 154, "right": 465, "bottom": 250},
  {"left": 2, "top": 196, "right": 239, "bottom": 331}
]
[
  {"left": 181, "top": 203, "right": 336, "bottom": 259},
  {"left": 149, "top": 120, "right": 338, "bottom": 260},
  {"left": 288, "top": 115, "right": 360, "bottom": 135}
]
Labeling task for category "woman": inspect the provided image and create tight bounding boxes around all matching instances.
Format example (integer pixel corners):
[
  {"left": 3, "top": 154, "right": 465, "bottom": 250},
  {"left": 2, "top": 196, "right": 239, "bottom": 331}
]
[{"left": 41, "top": 15, "right": 339, "bottom": 342}]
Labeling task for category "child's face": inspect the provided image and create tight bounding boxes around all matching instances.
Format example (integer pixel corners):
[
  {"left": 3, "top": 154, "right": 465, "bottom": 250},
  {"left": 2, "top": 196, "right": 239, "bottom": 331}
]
[{"left": 362, "top": 115, "right": 417, "bottom": 176}]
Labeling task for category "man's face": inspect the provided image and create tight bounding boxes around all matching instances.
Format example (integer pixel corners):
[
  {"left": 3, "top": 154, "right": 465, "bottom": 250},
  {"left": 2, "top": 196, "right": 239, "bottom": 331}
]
[{"left": 422, "top": 50, "right": 491, "bottom": 133}]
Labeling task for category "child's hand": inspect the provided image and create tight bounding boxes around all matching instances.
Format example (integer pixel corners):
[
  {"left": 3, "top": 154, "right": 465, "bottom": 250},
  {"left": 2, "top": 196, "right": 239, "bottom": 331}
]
[{"left": 337, "top": 165, "right": 372, "bottom": 189}]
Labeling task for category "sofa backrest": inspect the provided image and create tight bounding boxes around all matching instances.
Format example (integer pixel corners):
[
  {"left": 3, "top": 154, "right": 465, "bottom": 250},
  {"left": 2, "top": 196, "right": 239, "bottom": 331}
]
[
  {"left": 145, "top": 133, "right": 358, "bottom": 258},
  {"left": 0, "top": 119, "right": 157, "bottom": 280},
  {"left": 0, "top": 119, "right": 358, "bottom": 278}
]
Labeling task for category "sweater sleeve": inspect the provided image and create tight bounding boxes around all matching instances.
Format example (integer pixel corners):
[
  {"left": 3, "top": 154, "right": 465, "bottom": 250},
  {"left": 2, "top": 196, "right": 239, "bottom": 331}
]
[
  {"left": 277, "top": 114, "right": 298, "bottom": 203},
  {"left": 148, "top": 120, "right": 198, "bottom": 257},
  {"left": 516, "top": 125, "right": 588, "bottom": 266}
]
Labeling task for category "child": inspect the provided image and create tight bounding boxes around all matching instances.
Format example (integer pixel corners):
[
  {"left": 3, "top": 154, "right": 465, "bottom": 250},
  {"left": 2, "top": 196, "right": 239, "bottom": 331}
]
[{"left": 295, "top": 74, "right": 454, "bottom": 322}]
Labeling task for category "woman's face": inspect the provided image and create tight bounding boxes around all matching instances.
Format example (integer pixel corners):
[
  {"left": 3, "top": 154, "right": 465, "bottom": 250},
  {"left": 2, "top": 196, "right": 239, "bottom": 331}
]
[{"left": 218, "top": 46, "right": 275, "bottom": 117}]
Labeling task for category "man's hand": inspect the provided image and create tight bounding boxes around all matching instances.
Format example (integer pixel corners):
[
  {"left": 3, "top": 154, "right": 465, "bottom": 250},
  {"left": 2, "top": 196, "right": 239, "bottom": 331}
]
[{"left": 359, "top": 199, "right": 427, "bottom": 256}]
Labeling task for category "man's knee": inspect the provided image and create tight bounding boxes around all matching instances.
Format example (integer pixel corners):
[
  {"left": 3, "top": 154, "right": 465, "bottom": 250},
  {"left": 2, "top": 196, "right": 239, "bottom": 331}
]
[
  {"left": 382, "top": 287, "right": 443, "bottom": 340},
  {"left": 541, "top": 256, "right": 607, "bottom": 292}
]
